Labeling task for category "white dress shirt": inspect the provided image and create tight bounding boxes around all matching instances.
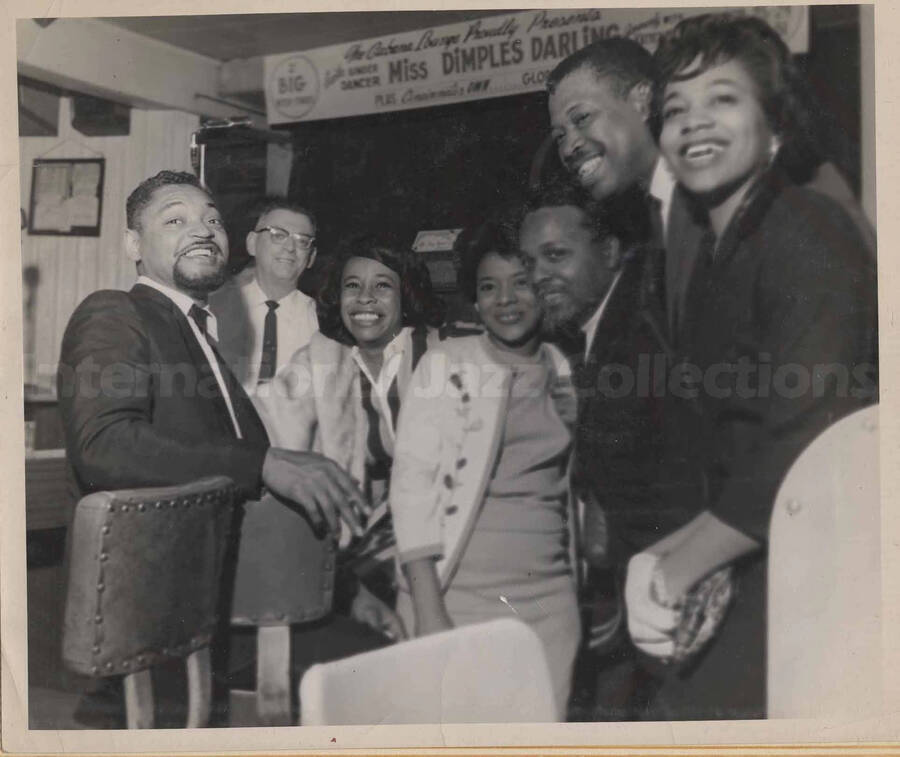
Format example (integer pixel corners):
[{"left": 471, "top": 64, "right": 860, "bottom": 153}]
[
  {"left": 581, "top": 270, "right": 624, "bottom": 359},
  {"left": 648, "top": 156, "right": 677, "bottom": 239},
  {"left": 210, "top": 272, "right": 319, "bottom": 393},
  {"left": 136, "top": 275, "right": 243, "bottom": 438}
]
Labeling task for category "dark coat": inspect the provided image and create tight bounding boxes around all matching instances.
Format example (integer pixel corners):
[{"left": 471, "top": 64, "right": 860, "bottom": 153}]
[
  {"left": 58, "top": 283, "right": 270, "bottom": 498},
  {"left": 572, "top": 244, "right": 680, "bottom": 565},
  {"left": 652, "top": 166, "right": 878, "bottom": 720}
]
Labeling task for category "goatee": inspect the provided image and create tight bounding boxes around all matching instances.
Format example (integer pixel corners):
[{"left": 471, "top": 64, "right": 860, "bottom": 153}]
[{"left": 174, "top": 265, "right": 228, "bottom": 296}]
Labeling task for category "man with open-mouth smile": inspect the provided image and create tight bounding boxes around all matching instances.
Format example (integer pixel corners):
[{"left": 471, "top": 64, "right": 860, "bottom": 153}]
[
  {"left": 547, "top": 38, "right": 662, "bottom": 215},
  {"left": 58, "top": 170, "right": 366, "bottom": 726}
]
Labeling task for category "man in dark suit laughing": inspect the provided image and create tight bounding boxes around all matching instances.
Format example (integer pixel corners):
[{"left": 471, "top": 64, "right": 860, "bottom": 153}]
[{"left": 57, "top": 170, "right": 366, "bottom": 726}]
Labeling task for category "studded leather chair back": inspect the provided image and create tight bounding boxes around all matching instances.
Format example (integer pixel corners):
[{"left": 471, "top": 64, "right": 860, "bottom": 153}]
[{"left": 62, "top": 476, "right": 238, "bottom": 728}]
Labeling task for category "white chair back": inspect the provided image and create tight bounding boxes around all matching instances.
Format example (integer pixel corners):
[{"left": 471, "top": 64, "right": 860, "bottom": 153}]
[
  {"left": 299, "top": 618, "right": 558, "bottom": 724},
  {"left": 768, "top": 405, "right": 881, "bottom": 718}
]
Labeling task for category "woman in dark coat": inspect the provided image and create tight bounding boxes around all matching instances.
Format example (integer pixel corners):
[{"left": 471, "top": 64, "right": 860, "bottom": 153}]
[{"left": 623, "top": 14, "right": 878, "bottom": 719}]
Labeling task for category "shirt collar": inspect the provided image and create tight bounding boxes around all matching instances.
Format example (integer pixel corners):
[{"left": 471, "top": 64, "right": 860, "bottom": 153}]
[
  {"left": 648, "top": 156, "right": 676, "bottom": 205},
  {"left": 581, "top": 270, "right": 624, "bottom": 358},
  {"left": 351, "top": 326, "right": 411, "bottom": 381},
  {"left": 246, "top": 276, "right": 298, "bottom": 308},
  {"left": 137, "top": 275, "right": 219, "bottom": 341}
]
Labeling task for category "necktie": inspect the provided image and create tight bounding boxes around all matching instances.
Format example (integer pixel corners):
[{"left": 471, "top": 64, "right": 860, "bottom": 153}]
[
  {"left": 188, "top": 303, "right": 213, "bottom": 344},
  {"left": 258, "top": 300, "right": 279, "bottom": 383},
  {"left": 189, "top": 304, "right": 242, "bottom": 436}
]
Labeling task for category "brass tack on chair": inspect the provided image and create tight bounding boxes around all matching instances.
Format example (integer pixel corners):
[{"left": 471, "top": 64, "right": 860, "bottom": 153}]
[
  {"left": 105, "top": 661, "right": 113, "bottom": 670},
  {"left": 154, "top": 501, "right": 163, "bottom": 509},
  {"left": 137, "top": 503, "right": 146, "bottom": 512},
  {"left": 169, "top": 500, "right": 177, "bottom": 508},
  {"left": 137, "top": 655, "right": 145, "bottom": 665},
  {"left": 121, "top": 505, "right": 129, "bottom": 513},
  {"left": 91, "top": 665, "right": 99, "bottom": 675},
  {"left": 101, "top": 525, "right": 110, "bottom": 535},
  {"left": 97, "top": 582, "right": 105, "bottom": 592},
  {"left": 92, "top": 645, "right": 101, "bottom": 654},
  {"left": 122, "top": 660, "right": 130, "bottom": 670},
  {"left": 99, "top": 552, "right": 109, "bottom": 562},
  {"left": 107, "top": 504, "right": 115, "bottom": 513},
  {"left": 94, "top": 614, "right": 103, "bottom": 624}
]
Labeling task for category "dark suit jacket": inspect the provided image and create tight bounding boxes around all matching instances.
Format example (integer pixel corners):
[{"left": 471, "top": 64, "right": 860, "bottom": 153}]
[
  {"left": 572, "top": 246, "right": 682, "bottom": 564},
  {"left": 58, "top": 283, "right": 270, "bottom": 498}
]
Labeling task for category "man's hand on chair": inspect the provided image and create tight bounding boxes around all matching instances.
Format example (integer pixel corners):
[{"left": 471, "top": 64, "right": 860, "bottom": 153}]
[{"left": 262, "top": 448, "right": 368, "bottom": 537}]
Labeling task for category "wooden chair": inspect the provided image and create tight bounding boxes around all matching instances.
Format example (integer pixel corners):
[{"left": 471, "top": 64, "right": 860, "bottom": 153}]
[
  {"left": 227, "top": 491, "right": 336, "bottom": 726},
  {"left": 62, "top": 476, "right": 238, "bottom": 728},
  {"left": 299, "top": 618, "right": 558, "bottom": 725},
  {"left": 768, "top": 405, "right": 881, "bottom": 718}
]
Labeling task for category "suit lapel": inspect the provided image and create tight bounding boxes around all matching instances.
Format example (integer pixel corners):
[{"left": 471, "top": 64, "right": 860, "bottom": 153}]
[
  {"left": 586, "top": 255, "right": 641, "bottom": 369},
  {"left": 131, "top": 283, "right": 268, "bottom": 445}
]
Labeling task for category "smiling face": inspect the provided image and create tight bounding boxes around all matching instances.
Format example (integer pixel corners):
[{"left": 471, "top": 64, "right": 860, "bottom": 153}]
[
  {"left": 659, "top": 57, "right": 775, "bottom": 222},
  {"left": 519, "top": 204, "right": 619, "bottom": 333},
  {"left": 125, "top": 184, "right": 228, "bottom": 299},
  {"left": 549, "top": 66, "right": 657, "bottom": 200},
  {"left": 247, "top": 208, "right": 316, "bottom": 296},
  {"left": 475, "top": 252, "right": 542, "bottom": 355},
  {"left": 340, "top": 256, "right": 403, "bottom": 350}
]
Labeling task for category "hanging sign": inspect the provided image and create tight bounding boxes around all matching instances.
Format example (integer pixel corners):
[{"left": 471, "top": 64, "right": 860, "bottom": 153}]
[{"left": 265, "top": 6, "right": 809, "bottom": 125}]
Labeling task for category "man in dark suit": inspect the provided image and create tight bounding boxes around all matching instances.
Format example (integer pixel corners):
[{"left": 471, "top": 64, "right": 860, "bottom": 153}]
[
  {"left": 57, "top": 170, "right": 366, "bottom": 725},
  {"left": 518, "top": 179, "right": 670, "bottom": 719}
]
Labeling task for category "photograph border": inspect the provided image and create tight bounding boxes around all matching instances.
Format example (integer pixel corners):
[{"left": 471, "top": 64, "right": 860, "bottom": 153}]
[{"left": 2, "top": 0, "right": 898, "bottom": 753}]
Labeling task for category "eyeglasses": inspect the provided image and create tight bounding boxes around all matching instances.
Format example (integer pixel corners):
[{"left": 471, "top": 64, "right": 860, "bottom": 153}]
[{"left": 255, "top": 225, "right": 316, "bottom": 251}]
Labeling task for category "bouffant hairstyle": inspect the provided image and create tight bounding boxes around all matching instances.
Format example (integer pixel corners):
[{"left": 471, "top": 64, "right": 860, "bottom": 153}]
[
  {"left": 317, "top": 232, "right": 446, "bottom": 345},
  {"left": 653, "top": 13, "right": 823, "bottom": 181},
  {"left": 455, "top": 209, "right": 525, "bottom": 303}
]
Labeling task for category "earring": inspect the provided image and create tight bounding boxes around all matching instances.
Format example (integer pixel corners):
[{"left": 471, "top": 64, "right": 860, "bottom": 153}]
[{"left": 768, "top": 136, "right": 782, "bottom": 163}]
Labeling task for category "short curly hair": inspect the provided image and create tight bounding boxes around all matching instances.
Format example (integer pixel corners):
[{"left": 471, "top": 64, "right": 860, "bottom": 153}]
[
  {"left": 653, "top": 13, "right": 823, "bottom": 181},
  {"left": 455, "top": 209, "right": 525, "bottom": 303},
  {"left": 521, "top": 177, "right": 652, "bottom": 253},
  {"left": 126, "top": 170, "right": 208, "bottom": 231},
  {"left": 546, "top": 36, "right": 656, "bottom": 100},
  {"left": 317, "top": 232, "right": 446, "bottom": 345}
]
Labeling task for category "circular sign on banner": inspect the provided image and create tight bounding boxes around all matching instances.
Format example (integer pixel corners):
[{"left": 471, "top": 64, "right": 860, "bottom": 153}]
[{"left": 269, "top": 55, "right": 320, "bottom": 121}]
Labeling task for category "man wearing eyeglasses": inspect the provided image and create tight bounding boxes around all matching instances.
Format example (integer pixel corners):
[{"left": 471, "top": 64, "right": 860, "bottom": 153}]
[{"left": 212, "top": 199, "right": 319, "bottom": 393}]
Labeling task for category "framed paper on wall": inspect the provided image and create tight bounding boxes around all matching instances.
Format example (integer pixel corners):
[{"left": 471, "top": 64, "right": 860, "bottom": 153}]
[{"left": 27, "top": 157, "right": 104, "bottom": 236}]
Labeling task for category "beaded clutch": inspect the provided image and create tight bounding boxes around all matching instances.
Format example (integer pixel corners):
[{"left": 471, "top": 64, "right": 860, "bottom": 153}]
[{"left": 653, "top": 566, "right": 735, "bottom": 664}]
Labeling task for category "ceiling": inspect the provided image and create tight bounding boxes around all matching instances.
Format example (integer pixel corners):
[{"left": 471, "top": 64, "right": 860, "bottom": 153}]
[{"left": 104, "top": 10, "right": 513, "bottom": 62}]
